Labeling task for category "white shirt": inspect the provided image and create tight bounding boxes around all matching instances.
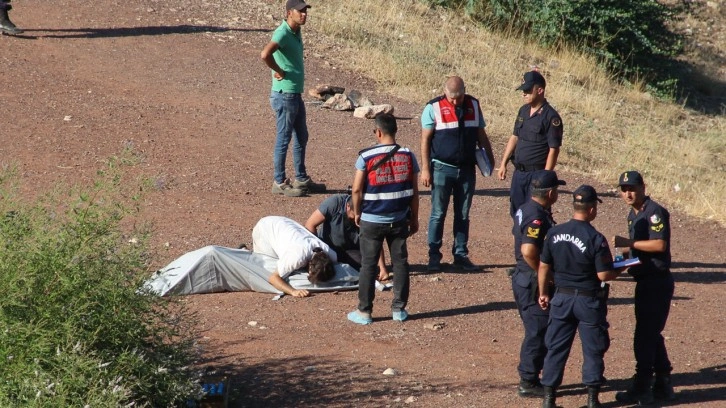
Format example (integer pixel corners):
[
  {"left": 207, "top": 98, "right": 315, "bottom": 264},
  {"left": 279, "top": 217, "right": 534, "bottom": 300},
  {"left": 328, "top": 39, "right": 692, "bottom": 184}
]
[{"left": 252, "top": 216, "right": 337, "bottom": 279}]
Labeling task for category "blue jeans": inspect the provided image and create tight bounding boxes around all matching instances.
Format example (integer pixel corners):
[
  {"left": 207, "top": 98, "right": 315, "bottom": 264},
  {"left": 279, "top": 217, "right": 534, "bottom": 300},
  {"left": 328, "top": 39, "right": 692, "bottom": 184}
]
[
  {"left": 269, "top": 91, "right": 309, "bottom": 184},
  {"left": 357, "top": 220, "right": 410, "bottom": 314},
  {"left": 427, "top": 161, "right": 475, "bottom": 260}
]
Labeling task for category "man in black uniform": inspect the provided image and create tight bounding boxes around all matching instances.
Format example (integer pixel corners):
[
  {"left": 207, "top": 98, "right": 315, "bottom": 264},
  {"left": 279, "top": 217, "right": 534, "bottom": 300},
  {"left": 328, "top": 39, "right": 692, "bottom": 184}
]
[
  {"left": 511, "top": 170, "right": 565, "bottom": 398},
  {"left": 498, "top": 70, "right": 563, "bottom": 218},
  {"left": 538, "top": 185, "right": 622, "bottom": 408},
  {"left": 613, "top": 171, "right": 676, "bottom": 404},
  {"left": 0, "top": 0, "right": 22, "bottom": 35}
]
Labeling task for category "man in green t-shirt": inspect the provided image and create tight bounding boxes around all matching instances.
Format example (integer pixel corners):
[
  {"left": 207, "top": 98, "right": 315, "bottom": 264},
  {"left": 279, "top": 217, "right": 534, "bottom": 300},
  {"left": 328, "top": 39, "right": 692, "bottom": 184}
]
[{"left": 260, "top": 0, "right": 324, "bottom": 197}]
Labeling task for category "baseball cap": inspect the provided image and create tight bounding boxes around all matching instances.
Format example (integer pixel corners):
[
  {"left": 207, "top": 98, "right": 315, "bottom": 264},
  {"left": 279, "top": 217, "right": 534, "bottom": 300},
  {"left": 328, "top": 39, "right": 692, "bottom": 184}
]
[
  {"left": 618, "top": 170, "right": 644, "bottom": 186},
  {"left": 573, "top": 184, "right": 602, "bottom": 203},
  {"left": 530, "top": 170, "right": 566, "bottom": 190},
  {"left": 516, "top": 71, "right": 546, "bottom": 91},
  {"left": 286, "top": 0, "right": 311, "bottom": 11}
]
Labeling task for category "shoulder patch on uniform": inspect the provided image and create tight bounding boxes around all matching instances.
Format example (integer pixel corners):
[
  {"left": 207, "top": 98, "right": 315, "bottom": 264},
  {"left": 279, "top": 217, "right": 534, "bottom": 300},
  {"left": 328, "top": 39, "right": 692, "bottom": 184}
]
[
  {"left": 552, "top": 118, "right": 562, "bottom": 127},
  {"left": 532, "top": 219, "right": 542, "bottom": 226},
  {"left": 517, "top": 116, "right": 524, "bottom": 123},
  {"left": 651, "top": 223, "right": 664, "bottom": 232},
  {"left": 650, "top": 214, "right": 661, "bottom": 224},
  {"left": 526, "top": 227, "right": 540, "bottom": 238}
]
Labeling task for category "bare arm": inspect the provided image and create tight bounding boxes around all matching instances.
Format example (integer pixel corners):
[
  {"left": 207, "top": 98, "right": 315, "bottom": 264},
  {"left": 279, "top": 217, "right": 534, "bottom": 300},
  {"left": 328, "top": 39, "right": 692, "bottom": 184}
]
[
  {"left": 260, "top": 41, "right": 285, "bottom": 80},
  {"left": 613, "top": 236, "right": 667, "bottom": 254},
  {"left": 268, "top": 273, "right": 310, "bottom": 297},
  {"left": 304, "top": 209, "right": 325, "bottom": 236},
  {"left": 545, "top": 147, "right": 560, "bottom": 170},
  {"left": 498, "top": 135, "right": 518, "bottom": 180},
  {"left": 419, "top": 128, "right": 434, "bottom": 188},
  {"left": 521, "top": 243, "right": 540, "bottom": 272},
  {"left": 597, "top": 268, "right": 622, "bottom": 282},
  {"left": 537, "top": 261, "right": 553, "bottom": 310},
  {"left": 351, "top": 169, "right": 366, "bottom": 227}
]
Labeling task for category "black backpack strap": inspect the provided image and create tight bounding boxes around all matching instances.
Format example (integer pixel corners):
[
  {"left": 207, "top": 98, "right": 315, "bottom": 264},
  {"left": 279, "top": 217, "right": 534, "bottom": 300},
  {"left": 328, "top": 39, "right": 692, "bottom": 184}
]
[{"left": 368, "top": 144, "right": 400, "bottom": 173}]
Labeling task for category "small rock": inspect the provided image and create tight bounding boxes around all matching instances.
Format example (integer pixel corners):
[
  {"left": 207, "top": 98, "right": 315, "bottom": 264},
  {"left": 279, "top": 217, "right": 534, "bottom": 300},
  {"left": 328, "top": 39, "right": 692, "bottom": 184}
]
[
  {"left": 347, "top": 90, "right": 374, "bottom": 107},
  {"left": 308, "top": 84, "right": 346, "bottom": 100},
  {"left": 405, "top": 396, "right": 416, "bottom": 404},
  {"left": 303, "top": 366, "right": 316, "bottom": 372},
  {"left": 429, "top": 276, "right": 442, "bottom": 282},
  {"left": 383, "top": 368, "right": 397, "bottom": 376},
  {"left": 353, "top": 104, "right": 394, "bottom": 119},
  {"left": 424, "top": 322, "right": 445, "bottom": 331},
  {"left": 248, "top": 321, "right": 258, "bottom": 327},
  {"left": 321, "top": 93, "right": 353, "bottom": 111}
]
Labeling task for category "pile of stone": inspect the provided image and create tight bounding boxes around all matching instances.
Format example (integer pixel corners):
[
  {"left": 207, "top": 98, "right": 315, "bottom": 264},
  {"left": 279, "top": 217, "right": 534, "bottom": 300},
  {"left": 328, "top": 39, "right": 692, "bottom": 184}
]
[{"left": 308, "top": 84, "right": 394, "bottom": 118}]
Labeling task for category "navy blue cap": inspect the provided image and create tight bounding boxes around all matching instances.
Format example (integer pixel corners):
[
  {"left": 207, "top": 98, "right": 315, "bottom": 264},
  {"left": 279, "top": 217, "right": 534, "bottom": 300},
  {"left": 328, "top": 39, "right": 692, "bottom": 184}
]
[
  {"left": 573, "top": 185, "right": 602, "bottom": 203},
  {"left": 531, "top": 170, "right": 566, "bottom": 190},
  {"left": 286, "top": 0, "right": 311, "bottom": 10},
  {"left": 516, "top": 71, "right": 546, "bottom": 91},
  {"left": 618, "top": 171, "right": 644, "bottom": 186}
]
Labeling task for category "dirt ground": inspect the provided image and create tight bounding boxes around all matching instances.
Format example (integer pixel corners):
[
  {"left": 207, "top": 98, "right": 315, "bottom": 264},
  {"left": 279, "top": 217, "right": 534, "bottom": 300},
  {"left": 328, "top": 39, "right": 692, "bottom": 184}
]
[{"left": 2, "top": 1, "right": 725, "bottom": 407}]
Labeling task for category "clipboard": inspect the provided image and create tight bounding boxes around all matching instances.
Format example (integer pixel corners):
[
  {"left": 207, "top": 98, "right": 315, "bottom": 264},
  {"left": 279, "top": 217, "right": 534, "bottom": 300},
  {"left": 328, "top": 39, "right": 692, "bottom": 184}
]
[
  {"left": 613, "top": 257, "right": 641, "bottom": 269},
  {"left": 475, "top": 147, "right": 493, "bottom": 177}
]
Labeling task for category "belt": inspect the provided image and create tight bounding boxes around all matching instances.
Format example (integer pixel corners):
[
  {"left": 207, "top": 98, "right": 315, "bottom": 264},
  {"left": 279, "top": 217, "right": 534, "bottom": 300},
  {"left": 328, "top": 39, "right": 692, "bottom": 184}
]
[
  {"left": 557, "top": 287, "right": 605, "bottom": 298},
  {"left": 514, "top": 163, "right": 545, "bottom": 172}
]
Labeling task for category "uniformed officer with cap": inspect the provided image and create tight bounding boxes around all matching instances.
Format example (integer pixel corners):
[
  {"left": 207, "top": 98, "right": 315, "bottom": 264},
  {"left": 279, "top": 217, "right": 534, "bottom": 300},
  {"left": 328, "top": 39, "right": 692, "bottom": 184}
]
[
  {"left": 511, "top": 170, "right": 565, "bottom": 398},
  {"left": 538, "top": 185, "right": 622, "bottom": 408},
  {"left": 498, "top": 70, "right": 563, "bottom": 218},
  {"left": 613, "top": 170, "right": 676, "bottom": 404}
]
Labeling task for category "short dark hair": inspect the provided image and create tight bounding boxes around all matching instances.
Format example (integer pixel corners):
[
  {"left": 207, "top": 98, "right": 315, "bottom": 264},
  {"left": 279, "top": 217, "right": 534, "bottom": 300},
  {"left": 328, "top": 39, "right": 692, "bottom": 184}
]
[
  {"left": 375, "top": 113, "right": 397, "bottom": 136},
  {"left": 573, "top": 201, "right": 597, "bottom": 212},
  {"left": 530, "top": 187, "right": 552, "bottom": 199},
  {"left": 308, "top": 248, "right": 335, "bottom": 284}
]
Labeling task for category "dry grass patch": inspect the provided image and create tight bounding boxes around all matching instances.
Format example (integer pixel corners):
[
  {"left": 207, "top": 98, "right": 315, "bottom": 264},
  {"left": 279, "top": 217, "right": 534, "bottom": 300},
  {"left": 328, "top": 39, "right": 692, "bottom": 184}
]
[{"left": 310, "top": 0, "right": 725, "bottom": 224}]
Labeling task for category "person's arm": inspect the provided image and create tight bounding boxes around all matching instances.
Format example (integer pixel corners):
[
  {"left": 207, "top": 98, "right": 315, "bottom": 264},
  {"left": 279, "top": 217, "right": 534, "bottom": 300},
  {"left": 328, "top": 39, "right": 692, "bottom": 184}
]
[
  {"left": 304, "top": 209, "right": 325, "bottom": 236},
  {"left": 597, "top": 268, "right": 622, "bottom": 282},
  {"left": 613, "top": 235, "right": 667, "bottom": 254},
  {"left": 351, "top": 169, "right": 366, "bottom": 227},
  {"left": 544, "top": 147, "right": 559, "bottom": 170},
  {"left": 260, "top": 41, "right": 285, "bottom": 80},
  {"left": 268, "top": 273, "right": 310, "bottom": 298},
  {"left": 419, "top": 128, "right": 434, "bottom": 188},
  {"left": 408, "top": 174, "right": 420, "bottom": 236},
  {"left": 498, "top": 135, "right": 517, "bottom": 180},
  {"left": 537, "top": 261, "right": 553, "bottom": 310},
  {"left": 521, "top": 243, "right": 540, "bottom": 272},
  {"left": 477, "top": 128, "right": 496, "bottom": 169}
]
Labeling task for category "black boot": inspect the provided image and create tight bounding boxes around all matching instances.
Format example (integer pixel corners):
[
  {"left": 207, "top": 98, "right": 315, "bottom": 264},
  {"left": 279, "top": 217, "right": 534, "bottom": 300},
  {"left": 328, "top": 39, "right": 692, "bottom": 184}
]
[
  {"left": 653, "top": 372, "right": 676, "bottom": 400},
  {"left": 542, "top": 386, "right": 556, "bottom": 408},
  {"left": 518, "top": 378, "right": 544, "bottom": 397},
  {"left": 615, "top": 374, "right": 654, "bottom": 405},
  {"left": 587, "top": 385, "right": 602, "bottom": 408},
  {"left": 0, "top": 8, "right": 23, "bottom": 35}
]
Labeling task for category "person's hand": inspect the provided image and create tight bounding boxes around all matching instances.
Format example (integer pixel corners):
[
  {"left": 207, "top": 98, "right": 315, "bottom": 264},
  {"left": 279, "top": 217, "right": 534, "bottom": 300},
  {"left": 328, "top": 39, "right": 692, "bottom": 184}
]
[
  {"left": 538, "top": 295, "right": 550, "bottom": 310},
  {"left": 290, "top": 289, "right": 310, "bottom": 298},
  {"left": 497, "top": 165, "right": 507, "bottom": 180},
  {"left": 354, "top": 214, "right": 361, "bottom": 228},
  {"left": 273, "top": 70, "right": 286, "bottom": 80},
  {"left": 419, "top": 169, "right": 432, "bottom": 188},
  {"left": 408, "top": 219, "right": 419, "bottom": 236},
  {"left": 378, "top": 268, "right": 390, "bottom": 282}
]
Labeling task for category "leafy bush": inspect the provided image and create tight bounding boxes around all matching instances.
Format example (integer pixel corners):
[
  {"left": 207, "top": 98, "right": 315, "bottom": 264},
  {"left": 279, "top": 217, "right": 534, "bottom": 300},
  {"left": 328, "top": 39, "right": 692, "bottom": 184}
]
[
  {"left": 427, "top": 0, "right": 683, "bottom": 92},
  {"left": 0, "top": 164, "right": 200, "bottom": 407}
]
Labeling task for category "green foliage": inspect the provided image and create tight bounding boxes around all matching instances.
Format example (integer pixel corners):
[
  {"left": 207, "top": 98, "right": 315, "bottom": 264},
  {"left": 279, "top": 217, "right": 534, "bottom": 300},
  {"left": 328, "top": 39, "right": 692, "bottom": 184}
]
[
  {"left": 426, "top": 0, "right": 684, "bottom": 94},
  {"left": 0, "top": 162, "right": 200, "bottom": 407}
]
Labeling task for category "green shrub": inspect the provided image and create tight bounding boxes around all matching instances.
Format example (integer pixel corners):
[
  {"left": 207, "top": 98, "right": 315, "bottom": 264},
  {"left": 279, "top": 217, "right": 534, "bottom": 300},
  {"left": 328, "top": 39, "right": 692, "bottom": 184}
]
[
  {"left": 0, "top": 163, "right": 200, "bottom": 407},
  {"left": 427, "top": 0, "right": 683, "bottom": 93}
]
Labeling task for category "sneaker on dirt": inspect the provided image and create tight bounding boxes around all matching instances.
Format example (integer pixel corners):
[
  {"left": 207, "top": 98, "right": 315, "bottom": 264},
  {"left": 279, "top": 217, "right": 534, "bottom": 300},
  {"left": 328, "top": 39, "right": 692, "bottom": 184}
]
[{"left": 271, "top": 180, "right": 305, "bottom": 197}]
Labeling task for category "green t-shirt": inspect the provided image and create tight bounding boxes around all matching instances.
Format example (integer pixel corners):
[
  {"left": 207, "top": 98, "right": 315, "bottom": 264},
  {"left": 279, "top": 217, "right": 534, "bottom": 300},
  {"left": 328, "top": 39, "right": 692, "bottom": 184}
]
[{"left": 270, "top": 20, "right": 305, "bottom": 93}]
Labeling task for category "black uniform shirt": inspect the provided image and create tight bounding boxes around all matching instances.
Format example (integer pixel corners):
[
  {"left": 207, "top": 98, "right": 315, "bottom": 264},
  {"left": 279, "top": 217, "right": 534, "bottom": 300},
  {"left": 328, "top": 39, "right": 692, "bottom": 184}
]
[
  {"left": 513, "top": 200, "right": 555, "bottom": 273},
  {"left": 512, "top": 100, "right": 563, "bottom": 166},
  {"left": 317, "top": 194, "right": 359, "bottom": 250},
  {"left": 541, "top": 219, "right": 612, "bottom": 291},
  {"left": 627, "top": 196, "right": 671, "bottom": 277}
]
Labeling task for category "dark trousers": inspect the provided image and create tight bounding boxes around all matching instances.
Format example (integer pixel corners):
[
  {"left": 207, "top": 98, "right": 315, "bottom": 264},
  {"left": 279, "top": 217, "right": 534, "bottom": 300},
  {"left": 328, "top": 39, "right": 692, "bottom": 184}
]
[
  {"left": 333, "top": 247, "right": 362, "bottom": 271},
  {"left": 634, "top": 274, "right": 674, "bottom": 377},
  {"left": 542, "top": 292, "right": 611, "bottom": 388},
  {"left": 357, "top": 220, "right": 409, "bottom": 314},
  {"left": 509, "top": 170, "right": 535, "bottom": 218},
  {"left": 512, "top": 269, "right": 549, "bottom": 381}
]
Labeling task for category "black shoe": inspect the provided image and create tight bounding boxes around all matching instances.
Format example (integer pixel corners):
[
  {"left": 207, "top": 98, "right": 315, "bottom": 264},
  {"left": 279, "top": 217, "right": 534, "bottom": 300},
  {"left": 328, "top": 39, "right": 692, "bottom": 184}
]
[
  {"left": 587, "top": 386, "right": 602, "bottom": 408},
  {"left": 453, "top": 256, "right": 479, "bottom": 271},
  {"left": 0, "top": 9, "right": 22, "bottom": 35},
  {"left": 426, "top": 256, "right": 442, "bottom": 272},
  {"left": 542, "top": 386, "right": 556, "bottom": 408},
  {"left": 615, "top": 374, "right": 655, "bottom": 405},
  {"left": 518, "top": 379, "right": 544, "bottom": 398},
  {"left": 653, "top": 373, "right": 676, "bottom": 401}
]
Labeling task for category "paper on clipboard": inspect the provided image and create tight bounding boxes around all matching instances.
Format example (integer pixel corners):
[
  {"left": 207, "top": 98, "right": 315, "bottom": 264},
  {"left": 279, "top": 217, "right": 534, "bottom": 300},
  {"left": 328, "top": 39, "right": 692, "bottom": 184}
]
[
  {"left": 614, "top": 257, "right": 641, "bottom": 269},
  {"left": 475, "top": 147, "right": 493, "bottom": 177}
]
